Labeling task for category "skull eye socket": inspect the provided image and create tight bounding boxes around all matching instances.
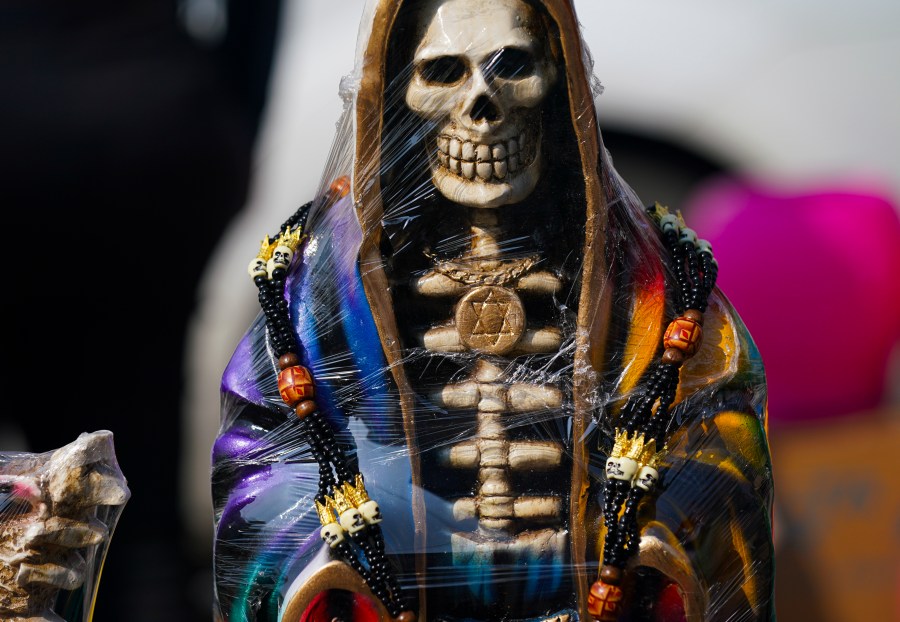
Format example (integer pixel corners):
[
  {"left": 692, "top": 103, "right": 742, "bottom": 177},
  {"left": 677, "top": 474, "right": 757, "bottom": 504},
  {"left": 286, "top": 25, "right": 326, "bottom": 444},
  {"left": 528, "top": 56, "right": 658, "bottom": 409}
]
[
  {"left": 418, "top": 56, "right": 468, "bottom": 85},
  {"left": 485, "top": 47, "right": 536, "bottom": 80}
]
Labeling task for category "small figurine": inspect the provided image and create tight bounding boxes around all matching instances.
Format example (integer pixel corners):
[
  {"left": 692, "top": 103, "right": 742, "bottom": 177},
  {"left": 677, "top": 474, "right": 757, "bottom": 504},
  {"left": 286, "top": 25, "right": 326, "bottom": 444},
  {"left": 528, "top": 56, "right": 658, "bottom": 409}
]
[
  {"left": 0, "top": 431, "right": 129, "bottom": 622},
  {"left": 213, "top": 1, "right": 774, "bottom": 620}
]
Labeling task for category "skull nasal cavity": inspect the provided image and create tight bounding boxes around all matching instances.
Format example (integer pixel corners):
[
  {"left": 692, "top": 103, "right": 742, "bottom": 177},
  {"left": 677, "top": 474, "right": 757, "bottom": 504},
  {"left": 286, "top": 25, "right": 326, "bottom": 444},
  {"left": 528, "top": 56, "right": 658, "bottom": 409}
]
[{"left": 470, "top": 95, "right": 501, "bottom": 123}]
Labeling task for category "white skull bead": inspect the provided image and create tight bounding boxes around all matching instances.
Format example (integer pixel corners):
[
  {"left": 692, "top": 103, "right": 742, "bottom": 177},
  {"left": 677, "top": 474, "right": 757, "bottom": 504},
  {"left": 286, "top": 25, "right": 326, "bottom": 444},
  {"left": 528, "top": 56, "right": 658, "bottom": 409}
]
[
  {"left": 320, "top": 522, "right": 345, "bottom": 548},
  {"left": 605, "top": 456, "right": 639, "bottom": 482},
  {"left": 358, "top": 499, "right": 383, "bottom": 525},
  {"left": 247, "top": 257, "right": 267, "bottom": 279},
  {"left": 267, "top": 244, "right": 294, "bottom": 278},
  {"left": 339, "top": 508, "right": 366, "bottom": 535},
  {"left": 634, "top": 465, "right": 660, "bottom": 491}
]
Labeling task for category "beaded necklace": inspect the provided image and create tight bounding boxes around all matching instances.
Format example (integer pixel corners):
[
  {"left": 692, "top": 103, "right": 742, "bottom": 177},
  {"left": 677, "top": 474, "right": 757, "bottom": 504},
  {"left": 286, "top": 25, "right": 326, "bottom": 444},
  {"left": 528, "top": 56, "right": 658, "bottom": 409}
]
[
  {"left": 246, "top": 184, "right": 715, "bottom": 622},
  {"left": 246, "top": 180, "right": 413, "bottom": 621},
  {"left": 588, "top": 204, "right": 718, "bottom": 621}
]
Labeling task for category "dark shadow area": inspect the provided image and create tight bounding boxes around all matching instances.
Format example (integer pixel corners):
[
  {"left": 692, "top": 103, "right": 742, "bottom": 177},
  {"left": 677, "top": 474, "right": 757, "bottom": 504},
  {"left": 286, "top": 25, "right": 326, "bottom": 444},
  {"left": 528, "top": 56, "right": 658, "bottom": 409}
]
[
  {"left": 0, "top": 1, "right": 282, "bottom": 619},
  {"left": 601, "top": 127, "right": 729, "bottom": 212}
]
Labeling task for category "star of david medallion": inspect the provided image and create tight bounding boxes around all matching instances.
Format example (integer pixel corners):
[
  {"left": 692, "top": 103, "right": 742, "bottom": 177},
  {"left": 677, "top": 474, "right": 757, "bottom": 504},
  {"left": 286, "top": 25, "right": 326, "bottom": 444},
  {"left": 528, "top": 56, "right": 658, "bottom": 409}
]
[{"left": 455, "top": 286, "right": 526, "bottom": 355}]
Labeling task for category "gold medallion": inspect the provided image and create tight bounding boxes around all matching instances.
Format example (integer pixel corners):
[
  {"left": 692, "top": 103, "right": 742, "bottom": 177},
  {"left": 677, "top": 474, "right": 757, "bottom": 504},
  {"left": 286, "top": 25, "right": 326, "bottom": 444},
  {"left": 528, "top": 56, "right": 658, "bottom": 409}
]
[{"left": 455, "top": 286, "right": 526, "bottom": 355}]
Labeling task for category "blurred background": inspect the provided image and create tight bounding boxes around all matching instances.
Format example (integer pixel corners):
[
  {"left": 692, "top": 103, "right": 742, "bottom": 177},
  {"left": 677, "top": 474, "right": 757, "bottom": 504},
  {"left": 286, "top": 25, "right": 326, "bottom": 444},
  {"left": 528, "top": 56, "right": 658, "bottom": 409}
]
[{"left": 1, "top": 0, "right": 898, "bottom": 620}]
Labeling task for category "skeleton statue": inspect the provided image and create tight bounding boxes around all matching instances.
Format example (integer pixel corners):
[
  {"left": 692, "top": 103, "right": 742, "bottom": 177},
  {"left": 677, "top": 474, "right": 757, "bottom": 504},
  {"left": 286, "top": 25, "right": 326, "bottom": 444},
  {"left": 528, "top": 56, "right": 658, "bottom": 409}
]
[
  {"left": 213, "top": 1, "right": 775, "bottom": 621},
  {"left": 0, "top": 431, "right": 129, "bottom": 622}
]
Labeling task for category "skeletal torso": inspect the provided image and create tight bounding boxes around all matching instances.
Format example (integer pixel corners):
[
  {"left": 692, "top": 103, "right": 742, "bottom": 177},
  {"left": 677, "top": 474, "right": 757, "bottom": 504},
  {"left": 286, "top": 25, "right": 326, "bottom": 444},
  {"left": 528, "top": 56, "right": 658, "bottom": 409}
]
[{"left": 395, "top": 207, "right": 575, "bottom": 616}]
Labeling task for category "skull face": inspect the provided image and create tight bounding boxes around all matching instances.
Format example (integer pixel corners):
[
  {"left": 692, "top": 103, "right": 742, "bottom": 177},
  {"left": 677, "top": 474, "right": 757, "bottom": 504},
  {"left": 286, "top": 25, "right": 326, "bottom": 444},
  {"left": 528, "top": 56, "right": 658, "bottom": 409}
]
[
  {"left": 405, "top": 0, "right": 557, "bottom": 208},
  {"left": 267, "top": 245, "right": 294, "bottom": 278},
  {"left": 358, "top": 499, "right": 383, "bottom": 525},
  {"left": 272, "top": 245, "right": 293, "bottom": 268},
  {"left": 605, "top": 456, "right": 638, "bottom": 482},
  {"left": 247, "top": 257, "right": 267, "bottom": 279},
  {"left": 320, "top": 522, "right": 345, "bottom": 547},
  {"left": 339, "top": 508, "right": 366, "bottom": 535},
  {"left": 635, "top": 465, "right": 660, "bottom": 491}
]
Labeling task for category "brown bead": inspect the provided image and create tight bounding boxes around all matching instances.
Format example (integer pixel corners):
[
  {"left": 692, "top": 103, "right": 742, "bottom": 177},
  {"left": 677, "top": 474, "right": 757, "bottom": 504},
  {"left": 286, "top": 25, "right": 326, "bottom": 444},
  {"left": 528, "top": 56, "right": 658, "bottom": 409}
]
[
  {"left": 394, "top": 611, "right": 417, "bottom": 622},
  {"left": 587, "top": 580, "right": 624, "bottom": 621},
  {"left": 661, "top": 348, "right": 686, "bottom": 366},
  {"left": 278, "top": 352, "right": 300, "bottom": 370},
  {"left": 663, "top": 316, "right": 703, "bottom": 357},
  {"left": 684, "top": 308, "right": 704, "bottom": 325},
  {"left": 599, "top": 564, "right": 623, "bottom": 586},
  {"left": 295, "top": 400, "right": 318, "bottom": 419},
  {"left": 278, "top": 365, "right": 315, "bottom": 406}
]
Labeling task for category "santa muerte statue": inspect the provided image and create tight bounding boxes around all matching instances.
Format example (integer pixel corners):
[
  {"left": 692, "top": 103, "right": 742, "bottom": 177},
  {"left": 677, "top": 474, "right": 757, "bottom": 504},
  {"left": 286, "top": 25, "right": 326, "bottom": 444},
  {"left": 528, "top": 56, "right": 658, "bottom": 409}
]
[{"left": 212, "top": 1, "right": 775, "bottom": 621}]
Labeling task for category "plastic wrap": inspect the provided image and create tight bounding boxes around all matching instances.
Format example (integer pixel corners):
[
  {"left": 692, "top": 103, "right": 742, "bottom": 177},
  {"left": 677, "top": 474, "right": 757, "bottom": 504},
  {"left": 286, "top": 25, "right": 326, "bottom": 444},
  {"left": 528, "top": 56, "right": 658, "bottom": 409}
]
[
  {"left": 0, "top": 431, "right": 129, "bottom": 622},
  {"left": 212, "top": 1, "right": 775, "bottom": 620}
]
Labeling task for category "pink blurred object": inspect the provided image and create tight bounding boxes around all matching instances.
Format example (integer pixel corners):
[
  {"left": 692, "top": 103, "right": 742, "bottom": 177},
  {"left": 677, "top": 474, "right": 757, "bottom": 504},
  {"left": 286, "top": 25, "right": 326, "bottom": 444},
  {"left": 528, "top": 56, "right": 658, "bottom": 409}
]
[{"left": 686, "top": 177, "right": 900, "bottom": 426}]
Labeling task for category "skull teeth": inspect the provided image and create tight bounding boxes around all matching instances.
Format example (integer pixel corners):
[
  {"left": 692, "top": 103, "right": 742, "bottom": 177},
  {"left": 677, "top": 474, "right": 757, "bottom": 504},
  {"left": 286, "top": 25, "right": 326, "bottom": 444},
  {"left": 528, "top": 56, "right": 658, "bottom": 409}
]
[{"left": 436, "top": 134, "right": 532, "bottom": 181}]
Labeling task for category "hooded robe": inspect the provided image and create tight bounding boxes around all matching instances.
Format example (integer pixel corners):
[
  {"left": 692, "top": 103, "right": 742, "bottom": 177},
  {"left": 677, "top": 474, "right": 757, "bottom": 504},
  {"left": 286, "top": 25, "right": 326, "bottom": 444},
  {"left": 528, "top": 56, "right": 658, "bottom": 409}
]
[{"left": 213, "top": 1, "right": 775, "bottom": 620}]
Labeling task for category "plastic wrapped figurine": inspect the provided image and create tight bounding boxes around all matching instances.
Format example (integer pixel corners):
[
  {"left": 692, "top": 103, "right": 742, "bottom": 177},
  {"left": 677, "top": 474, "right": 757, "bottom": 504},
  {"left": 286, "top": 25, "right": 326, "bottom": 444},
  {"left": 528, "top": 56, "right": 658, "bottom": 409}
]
[
  {"left": 213, "top": 1, "right": 775, "bottom": 620},
  {"left": 0, "top": 431, "right": 129, "bottom": 622}
]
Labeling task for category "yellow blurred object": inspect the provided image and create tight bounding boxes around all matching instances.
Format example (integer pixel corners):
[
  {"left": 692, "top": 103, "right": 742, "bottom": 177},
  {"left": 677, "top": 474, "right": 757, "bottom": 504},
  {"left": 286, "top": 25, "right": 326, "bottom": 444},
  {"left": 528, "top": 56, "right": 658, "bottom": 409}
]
[{"left": 769, "top": 412, "right": 900, "bottom": 621}]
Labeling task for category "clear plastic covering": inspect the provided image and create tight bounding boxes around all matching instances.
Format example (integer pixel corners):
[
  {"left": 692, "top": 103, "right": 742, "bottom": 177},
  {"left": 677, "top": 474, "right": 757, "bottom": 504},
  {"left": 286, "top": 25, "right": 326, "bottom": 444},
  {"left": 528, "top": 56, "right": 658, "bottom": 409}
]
[
  {"left": 212, "top": 1, "right": 775, "bottom": 621},
  {"left": 0, "top": 431, "right": 129, "bottom": 622}
]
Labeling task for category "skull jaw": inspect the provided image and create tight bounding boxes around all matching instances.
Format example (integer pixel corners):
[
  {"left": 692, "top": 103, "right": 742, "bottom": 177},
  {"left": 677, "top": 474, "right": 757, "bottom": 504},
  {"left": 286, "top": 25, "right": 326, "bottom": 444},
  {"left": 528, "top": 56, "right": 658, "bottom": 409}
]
[{"left": 431, "top": 148, "right": 542, "bottom": 209}]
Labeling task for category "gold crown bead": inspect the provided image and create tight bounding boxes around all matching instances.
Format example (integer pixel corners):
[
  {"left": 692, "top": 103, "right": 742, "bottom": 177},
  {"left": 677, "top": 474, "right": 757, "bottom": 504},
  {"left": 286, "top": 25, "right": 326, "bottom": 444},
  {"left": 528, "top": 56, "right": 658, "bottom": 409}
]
[
  {"left": 623, "top": 433, "right": 646, "bottom": 461},
  {"left": 342, "top": 477, "right": 373, "bottom": 507},
  {"left": 354, "top": 473, "right": 371, "bottom": 503},
  {"left": 330, "top": 489, "right": 353, "bottom": 514},
  {"left": 257, "top": 235, "right": 277, "bottom": 261},
  {"left": 637, "top": 438, "right": 657, "bottom": 466},
  {"left": 341, "top": 481, "right": 363, "bottom": 507},
  {"left": 277, "top": 226, "right": 305, "bottom": 252},
  {"left": 315, "top": 498, "right": 336, "bottom": 526},
  {"left": 610, "top": 429, "right": 628, "bottom": 459}
]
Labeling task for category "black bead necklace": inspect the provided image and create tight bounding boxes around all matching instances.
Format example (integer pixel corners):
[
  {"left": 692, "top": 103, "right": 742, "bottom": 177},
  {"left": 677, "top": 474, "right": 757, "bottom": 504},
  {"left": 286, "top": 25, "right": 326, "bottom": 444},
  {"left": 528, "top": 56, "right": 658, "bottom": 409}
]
[
  {"left": 248, "top": 190, "right": 715, "bottom": 621},
  {"left": 247, "top": 182, "right": 413, "bottom": 621},
  {"left": 589, "top": 204, "right": 718, "bottom": 621}
]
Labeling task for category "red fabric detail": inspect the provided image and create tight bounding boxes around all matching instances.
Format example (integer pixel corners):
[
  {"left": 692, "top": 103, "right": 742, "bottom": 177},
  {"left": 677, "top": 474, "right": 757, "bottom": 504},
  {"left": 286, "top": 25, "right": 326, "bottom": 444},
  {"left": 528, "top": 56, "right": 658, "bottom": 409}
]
[{"left": 297, "top": 590, "right": 380, "bottom": 622}]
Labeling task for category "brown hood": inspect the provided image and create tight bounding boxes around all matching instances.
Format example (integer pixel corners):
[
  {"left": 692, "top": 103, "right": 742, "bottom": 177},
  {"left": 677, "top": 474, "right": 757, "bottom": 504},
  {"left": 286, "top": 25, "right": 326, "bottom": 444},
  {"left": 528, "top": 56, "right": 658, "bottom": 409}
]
[{"left": 349, "top": 1, "right": 612, "bottom": 616}]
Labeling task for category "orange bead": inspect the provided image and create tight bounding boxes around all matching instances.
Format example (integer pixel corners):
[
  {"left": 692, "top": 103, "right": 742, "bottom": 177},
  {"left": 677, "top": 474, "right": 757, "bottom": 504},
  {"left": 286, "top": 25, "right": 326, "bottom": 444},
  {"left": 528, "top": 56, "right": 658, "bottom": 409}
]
[
  {"left": 663, "top": 316, "right": 703, "bottom": 356},
  {"left": 278, "top": 366, "right": 315, "bottom": 406},
  {"left": 329, "top": 176, "right": 351, "bottom": 199},
  {"left": 587, "top": 580, "right": 624, "bottom": 621},
  {"left": 394, "top": 611, "right": 417, "bottom": 622}
]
